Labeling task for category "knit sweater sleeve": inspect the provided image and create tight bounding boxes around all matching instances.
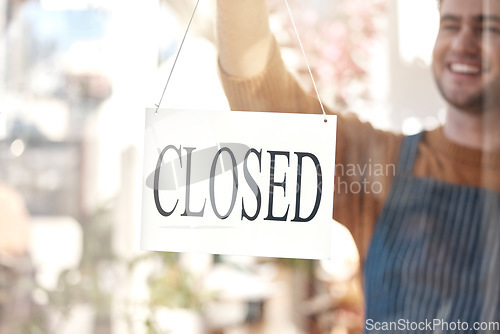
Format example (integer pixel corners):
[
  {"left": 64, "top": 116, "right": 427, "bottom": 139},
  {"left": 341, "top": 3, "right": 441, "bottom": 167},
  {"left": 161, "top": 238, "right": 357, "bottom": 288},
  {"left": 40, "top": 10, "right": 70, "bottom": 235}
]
[
  {"left": 218, "top": 38, "right": 322, "bottom": 114},
  {"left": 218, "top": 37, "right": 402, "bottom": 262}
]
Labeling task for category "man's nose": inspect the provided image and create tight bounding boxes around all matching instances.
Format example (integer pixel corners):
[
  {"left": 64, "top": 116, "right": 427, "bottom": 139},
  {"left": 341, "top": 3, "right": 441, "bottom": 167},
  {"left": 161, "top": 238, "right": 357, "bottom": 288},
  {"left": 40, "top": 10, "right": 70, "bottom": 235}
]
[{"left": 451, "top": 27, "right": 480, "bottom": 56}]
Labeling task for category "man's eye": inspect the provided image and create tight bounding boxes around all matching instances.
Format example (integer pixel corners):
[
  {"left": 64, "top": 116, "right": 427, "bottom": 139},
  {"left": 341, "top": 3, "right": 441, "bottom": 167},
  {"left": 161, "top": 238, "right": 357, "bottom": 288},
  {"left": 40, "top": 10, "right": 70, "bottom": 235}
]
[
  {"left": 483, "top": 25, "right": 500, "bottom": 34},
  {"left": 441, "top": 24, "right": 459, "bottom": 31}
]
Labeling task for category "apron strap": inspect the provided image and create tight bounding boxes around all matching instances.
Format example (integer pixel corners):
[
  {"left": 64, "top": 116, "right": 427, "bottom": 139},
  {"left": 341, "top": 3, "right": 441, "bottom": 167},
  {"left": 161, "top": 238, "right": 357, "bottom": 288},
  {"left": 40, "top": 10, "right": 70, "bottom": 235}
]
[{"left": 397, "top": 132, "right": 423, "bottom": 174}]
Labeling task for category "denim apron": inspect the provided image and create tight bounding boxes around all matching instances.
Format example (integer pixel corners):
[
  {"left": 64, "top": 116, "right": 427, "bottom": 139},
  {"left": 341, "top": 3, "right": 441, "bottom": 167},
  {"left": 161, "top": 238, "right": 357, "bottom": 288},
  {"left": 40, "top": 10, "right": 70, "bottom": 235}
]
[{"left": 364, "top": 133, "right": 500, "bottom": 333}]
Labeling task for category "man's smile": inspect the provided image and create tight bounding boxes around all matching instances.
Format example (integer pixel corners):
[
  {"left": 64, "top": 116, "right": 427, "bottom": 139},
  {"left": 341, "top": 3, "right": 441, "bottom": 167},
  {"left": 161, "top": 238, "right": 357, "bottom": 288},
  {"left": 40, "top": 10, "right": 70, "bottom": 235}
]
[{"left": 448, "top": 62, "right": 482, "bottom": 75}]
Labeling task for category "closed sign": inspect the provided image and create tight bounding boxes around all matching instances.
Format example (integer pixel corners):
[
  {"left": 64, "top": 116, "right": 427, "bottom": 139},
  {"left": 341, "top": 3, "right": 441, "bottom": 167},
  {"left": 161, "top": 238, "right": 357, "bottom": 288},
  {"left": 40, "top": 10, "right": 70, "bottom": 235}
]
[{"left": 141, "top": 109, "right": 337, "bottom": 259}]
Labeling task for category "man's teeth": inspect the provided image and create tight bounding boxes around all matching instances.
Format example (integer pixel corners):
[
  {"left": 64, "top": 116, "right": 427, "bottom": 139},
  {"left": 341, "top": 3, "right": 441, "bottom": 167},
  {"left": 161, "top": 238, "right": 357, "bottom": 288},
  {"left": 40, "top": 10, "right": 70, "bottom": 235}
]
[{"left": 450, "top": 63, "right": 481, "bottom": 74}]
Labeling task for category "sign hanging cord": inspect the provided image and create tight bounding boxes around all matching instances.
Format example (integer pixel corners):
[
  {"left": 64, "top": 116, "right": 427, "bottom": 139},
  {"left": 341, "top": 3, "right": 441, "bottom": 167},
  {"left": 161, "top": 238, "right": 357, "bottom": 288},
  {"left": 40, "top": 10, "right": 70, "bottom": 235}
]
[
  {"left": 155, "top": 0, "right": 327, "bottom": 122},
  {"left": 155, "top": 0, "right": 201, "bottom": 114},
  {"left": 283, "top": 0, "right": 328, "bottom": 122}
]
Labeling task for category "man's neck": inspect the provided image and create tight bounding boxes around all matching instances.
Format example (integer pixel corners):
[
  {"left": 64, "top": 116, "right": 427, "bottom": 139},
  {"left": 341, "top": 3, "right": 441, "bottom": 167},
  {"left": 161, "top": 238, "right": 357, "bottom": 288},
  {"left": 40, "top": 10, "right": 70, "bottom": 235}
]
[{"left": 443, "top": 107, "right": 500, "bottom": 152}]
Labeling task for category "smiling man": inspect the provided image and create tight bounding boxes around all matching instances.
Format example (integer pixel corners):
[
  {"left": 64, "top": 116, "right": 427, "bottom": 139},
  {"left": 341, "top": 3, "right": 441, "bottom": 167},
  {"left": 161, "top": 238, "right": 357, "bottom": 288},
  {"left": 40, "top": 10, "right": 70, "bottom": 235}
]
[
  {"left": 434, "top": 0, "right": 500, "bottom": 150},
  {"left": 216, "top": 0, "right": 500, "bottom": 332}
]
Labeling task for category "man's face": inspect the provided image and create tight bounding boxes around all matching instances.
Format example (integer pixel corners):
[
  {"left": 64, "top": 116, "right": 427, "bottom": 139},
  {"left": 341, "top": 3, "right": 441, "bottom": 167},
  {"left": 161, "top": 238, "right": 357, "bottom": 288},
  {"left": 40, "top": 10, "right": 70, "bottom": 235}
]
[{"left": 432, "top": 0, "right": 500, "bottom": 114}]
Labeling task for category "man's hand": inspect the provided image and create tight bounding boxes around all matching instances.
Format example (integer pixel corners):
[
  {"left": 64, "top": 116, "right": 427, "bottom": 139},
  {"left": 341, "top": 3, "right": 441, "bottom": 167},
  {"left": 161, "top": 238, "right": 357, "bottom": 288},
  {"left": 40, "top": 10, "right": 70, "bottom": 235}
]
[{"left": 216, "top": 0, "right": 274, "bottom": 77}]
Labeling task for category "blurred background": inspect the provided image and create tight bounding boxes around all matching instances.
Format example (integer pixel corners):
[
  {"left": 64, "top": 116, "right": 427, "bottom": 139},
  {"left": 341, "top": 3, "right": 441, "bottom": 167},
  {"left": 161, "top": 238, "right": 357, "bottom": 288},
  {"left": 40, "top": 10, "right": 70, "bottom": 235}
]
[{"left": 0, "top": 0, "right": 444, "bottom": 333}]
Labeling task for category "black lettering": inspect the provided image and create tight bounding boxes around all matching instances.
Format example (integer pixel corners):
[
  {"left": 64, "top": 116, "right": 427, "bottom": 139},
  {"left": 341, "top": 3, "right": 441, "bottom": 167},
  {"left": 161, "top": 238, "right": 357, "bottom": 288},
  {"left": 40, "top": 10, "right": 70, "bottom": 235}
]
[
  {"left": 264, "top": 151, "right": 290, "bottom": 221},
  {"left": 242, "top": 149, "right": 262, "bottom": 221},
  {"left": 210, "top": 147, "right": 238, "bottom": 219},
  {"left": 181, "top": 147, "right": 206, "bottom": 217},
  {"left": 154, "top": 145, "right": 181, "bottom": 216},
  {"left": 292, "top": 152, "right": 322, "bottom": 222}
]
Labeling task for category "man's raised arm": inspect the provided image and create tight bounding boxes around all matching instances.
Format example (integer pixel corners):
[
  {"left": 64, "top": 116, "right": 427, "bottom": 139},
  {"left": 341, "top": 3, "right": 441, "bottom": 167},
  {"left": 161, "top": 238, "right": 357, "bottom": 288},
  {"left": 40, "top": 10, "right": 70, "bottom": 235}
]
[
  {"left": 216, "top": 0, "right": 273, "bottom": 78},
  {"left": 216, "top": 0, "right": 324, "bottom": 114}
]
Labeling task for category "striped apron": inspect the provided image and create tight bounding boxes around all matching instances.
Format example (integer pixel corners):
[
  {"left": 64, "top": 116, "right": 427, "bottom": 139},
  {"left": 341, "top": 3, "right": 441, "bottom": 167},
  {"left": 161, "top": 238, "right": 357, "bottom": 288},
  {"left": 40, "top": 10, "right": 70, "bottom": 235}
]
[{"left": 364, "top": 133, "right": 500, "bottom": 333}]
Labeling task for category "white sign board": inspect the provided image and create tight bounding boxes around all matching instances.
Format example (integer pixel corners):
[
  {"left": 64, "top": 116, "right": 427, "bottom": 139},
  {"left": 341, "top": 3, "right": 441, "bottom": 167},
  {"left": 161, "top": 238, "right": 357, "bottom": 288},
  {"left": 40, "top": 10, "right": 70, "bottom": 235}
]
[{"left": 141, "top": 109, "right": 337, "bottom": 259}]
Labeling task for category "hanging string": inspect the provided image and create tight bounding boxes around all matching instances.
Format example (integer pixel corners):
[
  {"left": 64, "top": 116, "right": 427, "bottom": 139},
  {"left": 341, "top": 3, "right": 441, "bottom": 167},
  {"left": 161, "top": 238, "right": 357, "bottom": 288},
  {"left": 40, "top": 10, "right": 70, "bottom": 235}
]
[
  {"left": 155, "top": 0, "right": 327, "bottom": 122},
  {"left": 155, "top": 0, "right": 201, "bottom": 114},
  {"left": 283, "top": 0, "right": 328, "bottom": 122}
]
